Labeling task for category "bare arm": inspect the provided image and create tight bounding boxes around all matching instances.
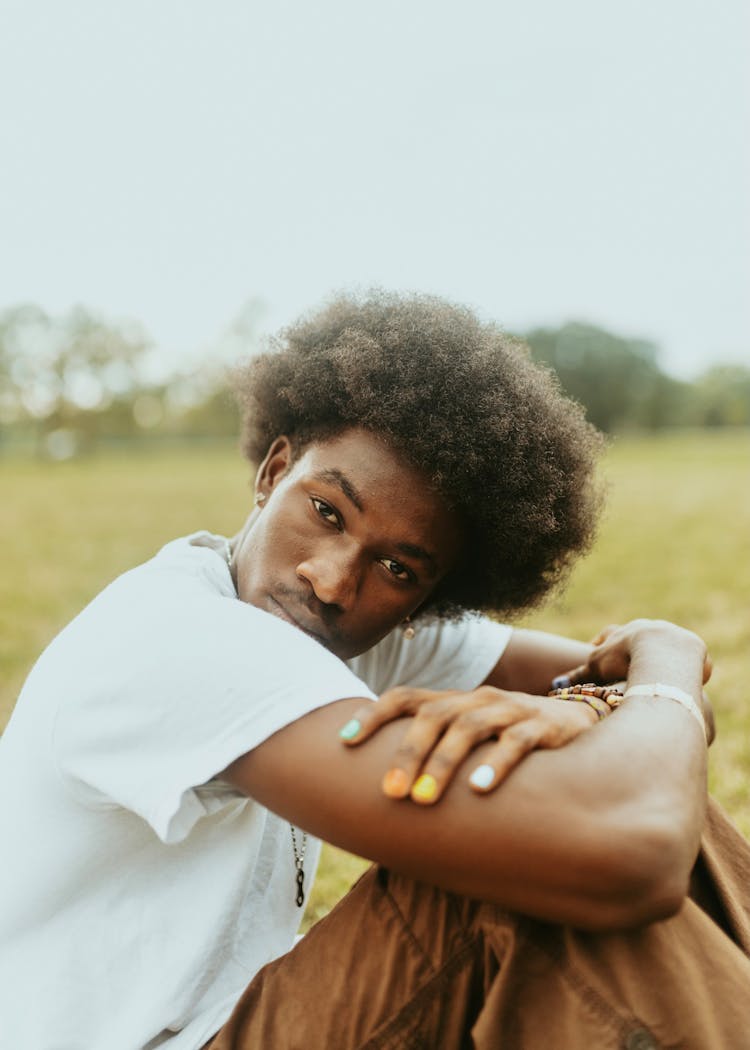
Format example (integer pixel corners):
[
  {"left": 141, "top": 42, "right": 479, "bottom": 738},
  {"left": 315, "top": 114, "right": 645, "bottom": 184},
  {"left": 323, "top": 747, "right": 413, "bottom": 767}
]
[
  {"left": 485, "top": 625, "right": 715, "bottom": 742},
  {"left": 223, "top": 622, "right": 707, "bottom": 931},
  {"left": 483, "top": 628, "right": 593, "bottom": 694}
]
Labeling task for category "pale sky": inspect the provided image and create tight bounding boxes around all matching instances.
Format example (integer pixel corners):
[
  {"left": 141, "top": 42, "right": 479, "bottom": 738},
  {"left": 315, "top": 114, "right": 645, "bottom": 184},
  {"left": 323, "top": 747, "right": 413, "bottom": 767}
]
[{"left": 1, "top": 0, "right": 748, "bottom": 379}]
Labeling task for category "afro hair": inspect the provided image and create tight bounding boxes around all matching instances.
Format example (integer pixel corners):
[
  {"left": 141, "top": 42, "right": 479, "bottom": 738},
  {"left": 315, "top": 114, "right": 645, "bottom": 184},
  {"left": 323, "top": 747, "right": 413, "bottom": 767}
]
[{"left": 233, "top": 290, "right": 604, "bottom": 620}]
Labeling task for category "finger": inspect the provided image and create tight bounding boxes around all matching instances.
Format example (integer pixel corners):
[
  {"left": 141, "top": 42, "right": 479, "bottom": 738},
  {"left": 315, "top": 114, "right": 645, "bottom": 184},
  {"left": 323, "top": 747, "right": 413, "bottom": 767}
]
[
  {"left": 551, "top": 646, "right": 631, "bottom": 689},
  {"left": 551, "top": 627, "right": 621, "bottom": 688},
  {"left": 381, "top": 703, "right": 456, "bottom": 799},
  {"left": 473, "top": 701, "right": 597, "bottom": 791},
  {"left": 409, "top": 710, "right": 500, "bottom": 804},
  {"left": 551, "top": 663, "right": 589, "bottom": 690},
  {"left": 338, "top": 687, "right": 433, "bottom": 745},
  {"left": 589, "top": 624, "right": 620, "bottom": 646},
  {"left": 537, "top": 697, "right": 599, "bottom": 746},
  {"left": 468, "top": 720, "right": 546, "bottom": 793}
]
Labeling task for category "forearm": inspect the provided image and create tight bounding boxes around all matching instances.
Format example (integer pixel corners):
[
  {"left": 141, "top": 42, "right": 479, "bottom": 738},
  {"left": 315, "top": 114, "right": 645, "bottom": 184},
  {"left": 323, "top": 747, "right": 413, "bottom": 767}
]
[
  {"left": 224, "top": 636, "right": 707, "bottom": 929},
  {"left": 486, "top": 622, "right": 709, "bottom": 923},
  {"left": 485, "top": 629, "right": 593, "bottom": 695},
  {"left": 435, "top": 693, "right": 706, "bottom": 927}
]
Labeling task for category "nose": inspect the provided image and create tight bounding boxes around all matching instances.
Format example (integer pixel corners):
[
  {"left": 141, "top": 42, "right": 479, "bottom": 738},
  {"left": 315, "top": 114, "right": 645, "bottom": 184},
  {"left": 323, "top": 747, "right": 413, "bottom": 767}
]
[{"left": 296, "top": 544, "right": 360, "bottom": 610}]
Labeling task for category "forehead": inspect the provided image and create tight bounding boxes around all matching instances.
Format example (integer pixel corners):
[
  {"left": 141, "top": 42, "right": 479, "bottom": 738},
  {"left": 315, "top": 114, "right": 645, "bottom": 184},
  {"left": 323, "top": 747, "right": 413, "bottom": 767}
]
[
  {"left": 291, "top": 428, "right": 463, "bottom": 558},
  {"left": 293, "top": 428, "right": 434, "bottom": 504}
]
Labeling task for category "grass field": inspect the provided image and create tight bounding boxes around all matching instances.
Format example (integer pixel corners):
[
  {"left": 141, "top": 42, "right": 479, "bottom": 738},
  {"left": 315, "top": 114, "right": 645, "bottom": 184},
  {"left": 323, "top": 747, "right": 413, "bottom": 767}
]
[{"left": 1, "top": 430, "right": 748, "bottom": 930}]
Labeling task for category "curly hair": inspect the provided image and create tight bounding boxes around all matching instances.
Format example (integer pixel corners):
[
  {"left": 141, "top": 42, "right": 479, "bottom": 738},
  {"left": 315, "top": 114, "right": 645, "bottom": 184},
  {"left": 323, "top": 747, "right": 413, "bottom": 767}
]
[{"left": 233, "top": 290, "right": 604, "bottom": 620}]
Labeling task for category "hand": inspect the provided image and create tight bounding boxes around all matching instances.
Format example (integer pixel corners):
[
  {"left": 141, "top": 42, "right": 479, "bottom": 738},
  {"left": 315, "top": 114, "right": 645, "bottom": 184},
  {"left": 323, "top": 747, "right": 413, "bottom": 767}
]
[
  {"left": 339, "top": 685, "right": 598, "bottom": 804},
  {"left": 553, "top": 619, "right": 713, "bottom": 689}
]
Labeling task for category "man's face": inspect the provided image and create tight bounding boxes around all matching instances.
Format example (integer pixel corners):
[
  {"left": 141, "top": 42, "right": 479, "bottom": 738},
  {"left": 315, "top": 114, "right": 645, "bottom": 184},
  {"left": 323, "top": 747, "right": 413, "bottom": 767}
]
[{"left": 233, "top": 428, "right": 464, "bottom": 660}]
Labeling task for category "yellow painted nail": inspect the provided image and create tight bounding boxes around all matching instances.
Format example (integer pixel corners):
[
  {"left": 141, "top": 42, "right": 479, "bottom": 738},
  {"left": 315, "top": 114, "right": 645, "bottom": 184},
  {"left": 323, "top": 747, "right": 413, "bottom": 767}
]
[
  {"left": 411, "top": 773, "right": 438, "bottom": 804},
  {"left": 382, "top": 768, "right": 411, "bottom": 798}
]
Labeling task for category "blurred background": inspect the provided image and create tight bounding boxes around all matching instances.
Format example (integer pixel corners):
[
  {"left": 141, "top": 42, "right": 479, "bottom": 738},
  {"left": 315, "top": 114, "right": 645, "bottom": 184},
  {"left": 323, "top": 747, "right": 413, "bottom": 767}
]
[
  {"left": 1, "top": 0, "right": 749, "bottom": 458},
  {"left": 1, "top": 0, "right": 748, "bottom": 919}
]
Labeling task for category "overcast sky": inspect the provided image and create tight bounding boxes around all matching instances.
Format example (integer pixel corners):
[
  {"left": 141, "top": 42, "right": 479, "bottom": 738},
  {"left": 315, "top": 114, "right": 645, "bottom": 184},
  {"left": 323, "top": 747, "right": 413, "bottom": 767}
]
[{"left": 1, "top": 0, "right": 747, "bottom": 379}]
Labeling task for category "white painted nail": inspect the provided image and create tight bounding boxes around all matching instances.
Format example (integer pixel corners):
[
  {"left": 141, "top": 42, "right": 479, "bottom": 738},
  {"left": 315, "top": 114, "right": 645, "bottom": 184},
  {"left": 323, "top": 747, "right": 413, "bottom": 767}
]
[{"left": 469, "top": 764, "right": 495, "bottom": 790}]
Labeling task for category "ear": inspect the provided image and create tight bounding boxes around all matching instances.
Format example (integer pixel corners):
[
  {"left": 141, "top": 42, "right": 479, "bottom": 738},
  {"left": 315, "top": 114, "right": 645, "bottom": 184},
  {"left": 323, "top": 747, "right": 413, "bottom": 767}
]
[{"left": 255, "top": 436, "right": 294, "bottom": 499}]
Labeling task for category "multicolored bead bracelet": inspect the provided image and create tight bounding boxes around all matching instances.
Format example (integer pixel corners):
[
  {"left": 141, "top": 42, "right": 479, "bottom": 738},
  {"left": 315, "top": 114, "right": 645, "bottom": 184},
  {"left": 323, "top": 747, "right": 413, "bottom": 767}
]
[
  {"left": 549, "top": 681, "right": 707, "bottom": 741},
  {"left": 547, "top": 683, "right": 625, "bottom": 720}
]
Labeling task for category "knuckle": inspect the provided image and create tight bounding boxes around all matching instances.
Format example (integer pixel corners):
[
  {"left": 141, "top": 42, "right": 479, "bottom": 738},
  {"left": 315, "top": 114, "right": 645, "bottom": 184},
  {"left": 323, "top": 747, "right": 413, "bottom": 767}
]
[
  {"left": 432, "top": 694, "right": 463, "bottom": 716},
  {"left": 429, "top": 751, "right": 457, "bottom": 773},
  {"left": 454, "top": 709, "right": 484, "bottom": 732},
  {"left": 382, "top": 686, "right": 416, "bottom": 707},
  {"left": 414, "top": 705, "right": 446, "bottom": 727},
  {"left": 504, "top": 721, "right": 538, "bottom": 746},
  {"left": 353, "top": 710, "right": 373, "bottom": 729},
  {"left": 393, "top": 741, "right": 421, "bottom": 763}
]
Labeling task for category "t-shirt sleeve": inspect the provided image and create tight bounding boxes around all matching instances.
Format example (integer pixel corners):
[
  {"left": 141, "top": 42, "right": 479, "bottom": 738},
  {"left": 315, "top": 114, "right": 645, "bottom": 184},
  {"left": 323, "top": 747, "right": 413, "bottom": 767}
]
[
  {"left": 346, "top": 616, "right": 513, "bottom": 696},
  {"left": 51, "top": 545, "right": 374, "bottom": 844}
]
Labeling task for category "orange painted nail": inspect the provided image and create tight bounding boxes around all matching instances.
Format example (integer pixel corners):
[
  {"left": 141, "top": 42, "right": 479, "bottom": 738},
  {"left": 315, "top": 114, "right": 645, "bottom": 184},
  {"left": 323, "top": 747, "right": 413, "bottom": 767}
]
[
  {"left": 382, "top": 768, "right": 411, "bottom": 798},
  {"left": 411, "top": 773, "right": 438, "bottom": 803}
]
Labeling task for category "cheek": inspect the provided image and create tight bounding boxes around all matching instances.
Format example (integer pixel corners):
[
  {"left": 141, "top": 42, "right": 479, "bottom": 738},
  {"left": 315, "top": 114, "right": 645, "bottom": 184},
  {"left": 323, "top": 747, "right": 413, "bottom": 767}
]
[
  {"left": 245, "top": 506, "right": 306, "bottom": 571},
  {"left": 354, "top": 584, "right": 418, "bottom": 632}
]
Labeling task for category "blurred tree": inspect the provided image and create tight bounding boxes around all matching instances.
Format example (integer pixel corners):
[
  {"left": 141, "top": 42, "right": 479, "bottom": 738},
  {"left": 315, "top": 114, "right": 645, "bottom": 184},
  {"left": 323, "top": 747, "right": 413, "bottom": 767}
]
[
  {"left": 521, "top": 322, "right": 693, "bottom": 432},
  {"left": 0, "top": 303, "right": 152, "bottom": 453},
  {"left": 691, "top": 365, "right": 750, "bottom": 427},
  {"left": 2, "top": 301, "right": 745, "bottom": 455}
]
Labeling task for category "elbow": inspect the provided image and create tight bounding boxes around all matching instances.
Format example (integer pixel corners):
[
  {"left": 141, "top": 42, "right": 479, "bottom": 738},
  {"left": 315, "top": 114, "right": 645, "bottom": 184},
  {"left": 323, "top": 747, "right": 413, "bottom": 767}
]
[
  {"left": 579, "top": 819, "right": 696, "bottom": 932},
  {"left": 613, "top": 872, "right": 688, "bottom": 930},
  {"left": 583, "top": 884, "right": 685, "bottom": 934}
]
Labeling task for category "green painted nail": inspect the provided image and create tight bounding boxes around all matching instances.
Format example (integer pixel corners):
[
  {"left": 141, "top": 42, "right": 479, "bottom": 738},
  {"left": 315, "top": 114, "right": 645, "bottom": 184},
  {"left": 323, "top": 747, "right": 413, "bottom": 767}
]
[{"left": 339, "top": 718, "right": 361, "bottom": 741}]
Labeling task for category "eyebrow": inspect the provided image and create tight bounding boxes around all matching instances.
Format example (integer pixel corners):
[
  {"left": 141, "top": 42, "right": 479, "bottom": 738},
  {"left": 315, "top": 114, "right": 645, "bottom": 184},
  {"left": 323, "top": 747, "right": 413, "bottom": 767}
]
[
  {"left": 313, "top": 469, "right": 364, "bottom": 512},
  {"left": 312, "top": 468, "right": 440, "bottom": 576}
]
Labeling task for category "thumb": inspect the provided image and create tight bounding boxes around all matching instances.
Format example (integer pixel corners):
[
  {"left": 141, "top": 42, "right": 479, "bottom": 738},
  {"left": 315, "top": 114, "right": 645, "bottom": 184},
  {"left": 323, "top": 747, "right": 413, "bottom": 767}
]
[{"left": 550, "top": 663, "right": 590, "bottom": 690}]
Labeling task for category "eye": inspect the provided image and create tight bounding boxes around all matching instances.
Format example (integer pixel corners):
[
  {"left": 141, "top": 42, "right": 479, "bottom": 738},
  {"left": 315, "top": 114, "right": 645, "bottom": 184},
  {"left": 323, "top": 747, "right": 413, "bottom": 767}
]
[
  {"left": 379, "top": 558, "right": 414, "bottom": 582},
  {"left": 311, "top": 497, "right": 342, "bottom": 529}
]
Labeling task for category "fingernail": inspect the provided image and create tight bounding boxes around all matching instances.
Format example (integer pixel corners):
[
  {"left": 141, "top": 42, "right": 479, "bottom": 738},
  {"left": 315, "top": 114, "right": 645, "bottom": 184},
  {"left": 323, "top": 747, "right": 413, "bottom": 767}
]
[
  {"left": 382, "top": 768, "right": 410, "bottom": 798},
  {"left": 551, "top": 675, "right": 571, "bottom": 690},
  {"left": 339, "top": 718, "right": 361, "bottom": 741},
  {"left": 411, "top": 773, "right": 438, "bottom": 803},
  {"left": 469, "top": 764, "right": 495, "bottom": 790}
]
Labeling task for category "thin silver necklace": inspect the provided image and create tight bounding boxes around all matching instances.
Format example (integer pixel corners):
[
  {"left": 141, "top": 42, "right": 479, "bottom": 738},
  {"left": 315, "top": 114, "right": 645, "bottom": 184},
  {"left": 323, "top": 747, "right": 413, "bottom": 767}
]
[{"left": 224, "top": 538, "right": 308, "bottom": 909}]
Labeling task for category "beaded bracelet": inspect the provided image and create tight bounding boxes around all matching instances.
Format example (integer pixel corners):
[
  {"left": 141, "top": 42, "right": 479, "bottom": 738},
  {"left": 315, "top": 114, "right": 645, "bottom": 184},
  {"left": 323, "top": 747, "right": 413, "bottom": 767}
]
[
  {"left": 547, "top": 683, "right": 625, "bottom": 720},
  {"left": 549, "top": 681, "right": 707, "bottom": 742}
]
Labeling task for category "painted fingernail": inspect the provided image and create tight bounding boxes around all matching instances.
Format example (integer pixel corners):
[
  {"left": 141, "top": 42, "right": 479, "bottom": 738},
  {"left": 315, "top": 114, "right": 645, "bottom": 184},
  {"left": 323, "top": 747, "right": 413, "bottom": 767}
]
[
  {"left": 382, "top": 768, "right": 411, "bottom": 798},
  {"left": 551, "top": 675, "right": 571, "bottom": 690},
  {"left": 411, "top": 773, "right": 438, "bottom": 803},
  {"left": 469, "top": 764, "right": 495, "bottom": 790},
  {"left": 339, "top": 718, "right": 361, "bottom": 741}
]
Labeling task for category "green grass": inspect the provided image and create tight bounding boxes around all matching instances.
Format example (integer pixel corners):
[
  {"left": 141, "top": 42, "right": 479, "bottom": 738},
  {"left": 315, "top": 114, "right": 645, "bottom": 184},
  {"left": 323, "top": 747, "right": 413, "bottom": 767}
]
[{"left": 1, "top": 430, "right": 749, "bottom": 930}]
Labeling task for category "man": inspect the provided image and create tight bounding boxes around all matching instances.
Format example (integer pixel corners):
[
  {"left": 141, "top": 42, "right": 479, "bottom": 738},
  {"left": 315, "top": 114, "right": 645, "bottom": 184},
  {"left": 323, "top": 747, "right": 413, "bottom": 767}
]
[{"left": 2, "top": 292, "right": 749, "bottom": 1049}]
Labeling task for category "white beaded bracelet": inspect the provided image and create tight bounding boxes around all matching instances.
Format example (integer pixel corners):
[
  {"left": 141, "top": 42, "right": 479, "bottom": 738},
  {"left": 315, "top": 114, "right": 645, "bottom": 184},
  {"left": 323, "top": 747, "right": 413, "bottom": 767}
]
[{"left": 623, "top": 682, "right": 707, "bottom": 740}]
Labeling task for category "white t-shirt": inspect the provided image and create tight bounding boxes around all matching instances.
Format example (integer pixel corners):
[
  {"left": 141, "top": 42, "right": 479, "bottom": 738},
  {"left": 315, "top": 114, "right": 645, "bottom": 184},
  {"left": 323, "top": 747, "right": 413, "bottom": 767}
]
[{"left": 0, "top": 534, "right": 511, "bottom": 1050}]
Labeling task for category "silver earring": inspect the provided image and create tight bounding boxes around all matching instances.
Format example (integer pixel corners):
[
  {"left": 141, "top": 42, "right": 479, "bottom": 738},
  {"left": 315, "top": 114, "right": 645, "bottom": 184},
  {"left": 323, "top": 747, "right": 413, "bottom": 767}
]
[
  {"left": 402, "top": 617, "right": 415, "bottom": 640},
  {"left": 255, "top": 492, "right": 267, "bottom": 507}
]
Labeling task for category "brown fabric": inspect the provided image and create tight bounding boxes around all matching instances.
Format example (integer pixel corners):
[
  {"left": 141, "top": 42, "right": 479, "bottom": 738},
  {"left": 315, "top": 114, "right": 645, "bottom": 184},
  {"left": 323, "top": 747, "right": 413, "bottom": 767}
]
[
  {"left": 206, "top": 797, "right": 750, "bottom": 1049},
  {"left": 700, "top": 796, "right": 750, "bottom": 953}
]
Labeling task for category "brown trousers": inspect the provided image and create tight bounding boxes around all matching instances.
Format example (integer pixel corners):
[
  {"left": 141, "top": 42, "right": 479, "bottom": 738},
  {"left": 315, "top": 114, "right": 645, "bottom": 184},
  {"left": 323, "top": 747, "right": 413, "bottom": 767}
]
[{"left": 207, "top": 798, "right": 750, "bottom": 1049}]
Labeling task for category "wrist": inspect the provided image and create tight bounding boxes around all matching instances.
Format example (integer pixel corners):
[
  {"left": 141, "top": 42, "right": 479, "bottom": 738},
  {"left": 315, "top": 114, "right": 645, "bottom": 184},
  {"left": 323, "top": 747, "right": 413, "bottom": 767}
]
[
  {"left": 623, "top": 682, "right": 707, "bottom": 740},
  {"left": 629, "top": 620, "right": 706, "bottom": 667}
]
